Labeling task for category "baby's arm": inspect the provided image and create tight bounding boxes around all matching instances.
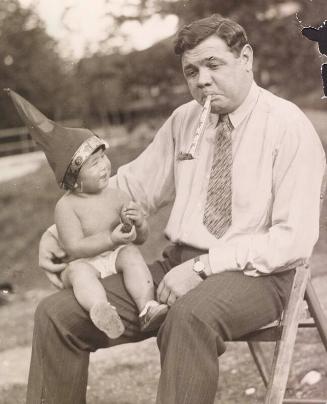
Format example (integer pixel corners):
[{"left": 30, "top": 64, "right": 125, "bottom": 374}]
[
  {"left": 135, "top": 219, "right": 149, "bottom": 245},
  {"left": 55, "top": 198, "right": 135, "bottom": 260}
]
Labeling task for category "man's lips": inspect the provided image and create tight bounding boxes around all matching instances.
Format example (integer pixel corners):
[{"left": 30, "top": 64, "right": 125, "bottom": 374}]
[
  {"left": 201, "top": 94, "right": 224, "bottom": 106},
  {"left": 202, "top": 93, "right": 223, "bottom": 100}
]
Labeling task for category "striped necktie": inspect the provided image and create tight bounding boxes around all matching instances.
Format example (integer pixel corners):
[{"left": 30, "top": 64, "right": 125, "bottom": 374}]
[{"left": 203, "top": 114, "right": 233, "bottom": 238}]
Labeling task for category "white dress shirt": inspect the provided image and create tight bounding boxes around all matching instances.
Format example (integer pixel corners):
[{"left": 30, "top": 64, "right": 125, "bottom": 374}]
[{"left": 111, "top": 81, "right": 326, "bottom": 276}]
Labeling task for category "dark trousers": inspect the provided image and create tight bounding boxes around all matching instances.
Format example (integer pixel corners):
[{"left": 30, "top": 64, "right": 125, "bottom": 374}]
[{"left": 26, "top": 244, "right": 294, "bottom": 404}]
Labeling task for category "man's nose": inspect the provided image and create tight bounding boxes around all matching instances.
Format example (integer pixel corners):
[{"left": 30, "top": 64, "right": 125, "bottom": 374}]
[{"left": 197, "top": 67, "right": 212, "bottom": 87}]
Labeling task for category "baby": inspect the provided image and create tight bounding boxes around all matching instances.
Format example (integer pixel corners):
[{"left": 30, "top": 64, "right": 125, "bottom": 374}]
[{"left": 6, "top": 89, "right": 168, "bottom": 338}]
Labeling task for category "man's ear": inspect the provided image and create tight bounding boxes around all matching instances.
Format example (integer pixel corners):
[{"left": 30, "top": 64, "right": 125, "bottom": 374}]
[{"left": 240, "top": 44, "right": 253, "bottom": 72}]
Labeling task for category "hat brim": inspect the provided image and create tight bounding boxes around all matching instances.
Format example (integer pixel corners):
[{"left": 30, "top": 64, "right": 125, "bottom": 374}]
[{"left": 62, "top": 135, "right": 108, "bottom": 190}]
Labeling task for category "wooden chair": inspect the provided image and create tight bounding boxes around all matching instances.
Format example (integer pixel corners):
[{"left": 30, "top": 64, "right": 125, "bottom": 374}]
[
  {"left": 231, "top": 172, "right": 327, "bottom": 404},
  {"left": 233, "top": 265, "right": 327, "bottom": 403}
]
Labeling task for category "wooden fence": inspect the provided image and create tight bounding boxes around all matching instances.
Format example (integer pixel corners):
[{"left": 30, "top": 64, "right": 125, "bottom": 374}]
[{"left": 0, "top": 120, "right": 82, "bottom": 158}]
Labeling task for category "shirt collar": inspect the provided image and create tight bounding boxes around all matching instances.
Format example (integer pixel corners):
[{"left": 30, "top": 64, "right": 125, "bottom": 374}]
[{"left": 228, "top": 81, "right": 260, "bottom": 128}]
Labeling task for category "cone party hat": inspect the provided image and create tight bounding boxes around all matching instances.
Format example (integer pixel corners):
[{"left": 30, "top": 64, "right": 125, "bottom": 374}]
[{"left": 4, "top": 89, "right": 107, "bottom": 189}]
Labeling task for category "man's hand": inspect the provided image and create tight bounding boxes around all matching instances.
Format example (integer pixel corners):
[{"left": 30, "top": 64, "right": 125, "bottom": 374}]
[
  {"left": 45, "top": 271, "right": 65, "bottom": 289},
  {"left": 111, "top": 223, "right": 137, "bottom": 246},
  {"left": 157, "top": 259, "right": 203, "bottom": 306},
  {"left": 39, "top": 229, "right": 68, "bottom": 289},
  {"left": 39, "top": 229, "right": 67, "bottom": 273}
]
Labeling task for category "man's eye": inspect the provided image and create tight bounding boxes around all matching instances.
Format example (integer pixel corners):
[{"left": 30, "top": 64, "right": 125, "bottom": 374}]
[{"left": 185, "top": 69, "right": 197, "bottom": 77}]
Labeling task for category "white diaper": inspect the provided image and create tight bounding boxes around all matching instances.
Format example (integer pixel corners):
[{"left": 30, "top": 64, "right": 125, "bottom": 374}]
[{"left": 86, "top": 245, "right": 126, "bottom": 278}]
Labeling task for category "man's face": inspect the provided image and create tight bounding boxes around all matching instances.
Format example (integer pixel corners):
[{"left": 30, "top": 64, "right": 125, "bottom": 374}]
[{"left": 181, "top": 35, "right": 253, "bottom": 114}]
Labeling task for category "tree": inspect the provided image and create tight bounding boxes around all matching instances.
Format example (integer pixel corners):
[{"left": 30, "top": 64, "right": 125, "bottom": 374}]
[
  {"left": 0, "top": 0, "right": 79, "bottom": 128},
  {"left": 96, "top": 0, "right": 325, "bottom": 102}
]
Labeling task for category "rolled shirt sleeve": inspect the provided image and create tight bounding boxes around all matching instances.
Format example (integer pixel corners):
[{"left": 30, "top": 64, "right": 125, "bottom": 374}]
[{"left": 109, "top": 112, "right": 177, "bottom": 216}]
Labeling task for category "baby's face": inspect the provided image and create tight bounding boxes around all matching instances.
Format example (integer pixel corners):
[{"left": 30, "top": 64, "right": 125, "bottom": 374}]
[{"left": 77, "top": 148, "right": 111, "bottom": 193}]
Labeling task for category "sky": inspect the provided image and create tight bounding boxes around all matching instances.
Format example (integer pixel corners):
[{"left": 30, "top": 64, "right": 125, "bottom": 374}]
[{"left": 18, "top": 0, "right": 178, "bottom": 58}]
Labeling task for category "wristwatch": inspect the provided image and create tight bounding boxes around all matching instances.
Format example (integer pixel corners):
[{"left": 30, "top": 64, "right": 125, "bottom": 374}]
[{"left": 193, "top": 256, "right": 208, "bottom": 280}]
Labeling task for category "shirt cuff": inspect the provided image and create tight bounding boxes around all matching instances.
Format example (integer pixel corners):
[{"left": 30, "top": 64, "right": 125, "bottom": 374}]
[{"left": 208, "top": 243, "right": 240, "bottom": 274}]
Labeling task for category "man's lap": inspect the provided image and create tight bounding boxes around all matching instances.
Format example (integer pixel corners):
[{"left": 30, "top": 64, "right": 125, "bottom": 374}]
[
  {"left": 168, "top": 269, "right": 294, "bottom": 341},
  {"left": 38, "top": 244, "right": 294, "bottom": 351},
  {"left": 36, "top": 255, "right": 171, "bottom": 351}
]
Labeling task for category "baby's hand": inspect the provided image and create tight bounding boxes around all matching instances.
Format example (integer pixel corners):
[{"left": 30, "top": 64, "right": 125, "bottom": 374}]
[
  {"left": 121, "top": 201, "right": 145, "bottom": 228},
  {"left": 111, "top": 223, "right": 136, "bottom": 246},
  {"left": 120, "top": 205, "right": 134, "bottom": 233}
]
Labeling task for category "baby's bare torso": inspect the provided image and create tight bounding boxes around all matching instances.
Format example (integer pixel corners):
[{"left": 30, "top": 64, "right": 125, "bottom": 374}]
[{"left": 65, "top": 186, "right": 127, "bottom": 236}]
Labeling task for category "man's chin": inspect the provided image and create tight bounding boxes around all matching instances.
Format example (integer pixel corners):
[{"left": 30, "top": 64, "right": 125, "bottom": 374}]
[
  {"left": 208, "top": 97, "right": 228, "bottom": 114},
  {"left": 210, "top": 104, "right": 228, "bottom": 115}
]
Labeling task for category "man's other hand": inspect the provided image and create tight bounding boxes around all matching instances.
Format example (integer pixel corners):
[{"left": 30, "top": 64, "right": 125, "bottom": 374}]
[
  {"left": 45, "top": 271, "right": 64, "bottom": 289},
  {"left": 156, "top": 259, "right": 203, "bottom": 306}
]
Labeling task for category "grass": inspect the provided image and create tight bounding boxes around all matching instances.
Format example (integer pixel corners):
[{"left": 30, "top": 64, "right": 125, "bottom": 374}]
[{"left": 0, "top": 112, "right": 327, "bottom": 403}]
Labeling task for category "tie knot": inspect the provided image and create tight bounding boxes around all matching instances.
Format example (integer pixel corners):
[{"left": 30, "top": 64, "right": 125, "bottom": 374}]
[
  {"left": 218, "top": 114, "right": 233, "bottom": 132},
  {"left": 218, "top": 114, "right": 229, "bottom": 124}
]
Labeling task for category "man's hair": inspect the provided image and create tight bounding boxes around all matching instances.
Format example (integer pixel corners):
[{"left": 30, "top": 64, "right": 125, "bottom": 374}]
[{"left": 174, "top": 14, "right": 249, "bottom": 56}]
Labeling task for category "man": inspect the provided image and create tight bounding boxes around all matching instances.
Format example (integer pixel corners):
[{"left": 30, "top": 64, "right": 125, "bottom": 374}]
[{"left": 27, "top": 14, "right": 325, "bottom": 404}]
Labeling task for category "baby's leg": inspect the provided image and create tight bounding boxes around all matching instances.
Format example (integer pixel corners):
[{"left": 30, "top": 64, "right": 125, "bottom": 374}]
[
  {"left": 115, "top": 244, "right": 154, "bottom": 312},
  {"left": 116, "top": 244, "right": 168, "bottom": 332},
  {"left": 62, "top": 261, "right": 106, "bottom": 312},
  {"left": 62, "top": 261, "right": 124, "bottom": 339}
]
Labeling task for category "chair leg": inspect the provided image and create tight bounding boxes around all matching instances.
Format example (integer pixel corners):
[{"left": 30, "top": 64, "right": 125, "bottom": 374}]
[
  {"left": 305, "top": 281, "right": 327, "bottom": 351},
  {"left": 248, "top": 341, "right": 270, "bottom": 387},
  {"left": 264, "top": 267, "right": 310, "bottom": 404}
]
